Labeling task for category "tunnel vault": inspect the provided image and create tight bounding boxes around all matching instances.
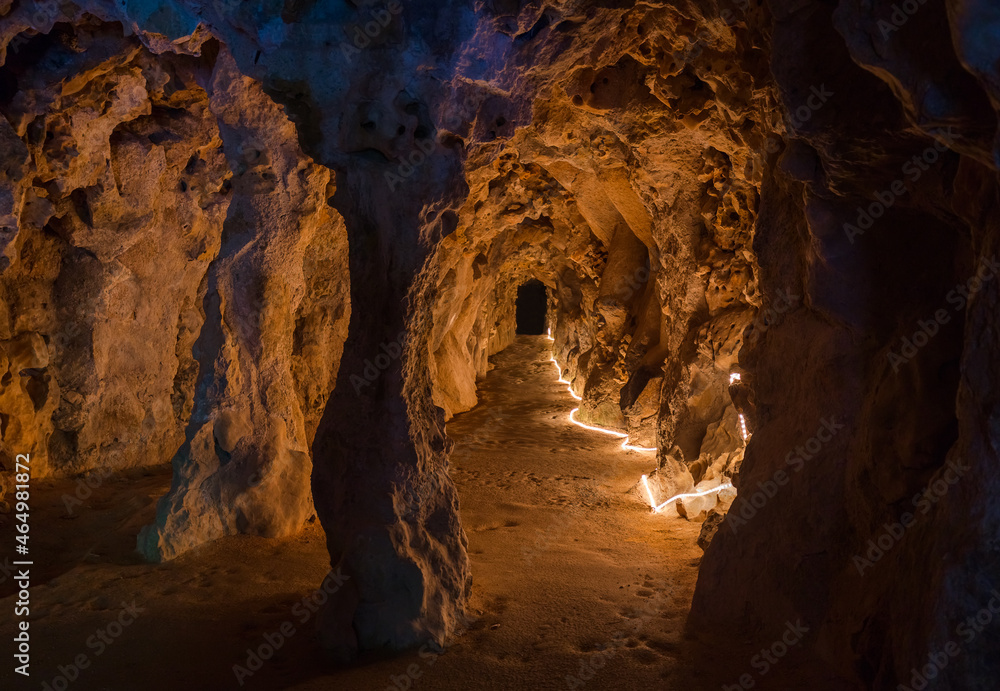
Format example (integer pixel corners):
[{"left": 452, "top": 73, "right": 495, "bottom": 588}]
[{"left": 2, "top": 0, "right": 1000, "bottom": 687}]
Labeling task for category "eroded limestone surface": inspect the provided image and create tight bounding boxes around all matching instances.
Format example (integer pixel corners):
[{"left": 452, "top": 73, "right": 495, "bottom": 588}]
[{"left": 2, "top": 1, "right": 999, "bottom": 686}]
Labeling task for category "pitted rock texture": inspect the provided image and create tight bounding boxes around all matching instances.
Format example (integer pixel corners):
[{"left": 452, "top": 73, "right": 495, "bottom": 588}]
[
  {"left": 692, "top": 2, "right": 1000, "bottom": 689},
  {"left": 138, "top": 48, "right": 351, "bottom": 561},
  {"left": 0, "top": 21, "right": 232, "bottom": 481},
  {"left": 2, "top": 0, "right": 1000, "bottom": 686},
  {"left": 0, "top": 17, "right": 350, "bottom": 560},
  {"left": 425, "top": 1, "right": 770, "bottom": 502}
]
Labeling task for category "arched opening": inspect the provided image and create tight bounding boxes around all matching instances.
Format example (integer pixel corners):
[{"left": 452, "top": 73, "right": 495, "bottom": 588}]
[{"left": 515, "top": 279, "right": 547, "bottom": 334}]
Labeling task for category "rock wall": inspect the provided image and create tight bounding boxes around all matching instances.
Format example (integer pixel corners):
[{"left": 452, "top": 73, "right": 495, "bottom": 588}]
[
  {"left": 0, "top": 0, "right": 768, "bottom": 656},
  {"left": 3, "top": 0, "right": 1000, "bottom": 684},
  {"left": 0, "top": 13, "right": 350, "bottom": 558},
  {"left": 139, "top": 48, "right": 351, "bottom": 561},
  {"left": 693, "top": 0, "right": 1000, "bottom": 688},
  {"left": 426, "top": 2, "right": 767, "bottom": 502},
  {"left": 0, "top": 16, "right": 232, "bottom": 481}
]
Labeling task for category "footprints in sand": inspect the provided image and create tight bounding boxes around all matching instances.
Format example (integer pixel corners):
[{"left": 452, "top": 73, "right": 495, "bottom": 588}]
[
  {"left": 452, "top": 466, "right": 600, "bottom": 504},
  {"left": 454, "top": 465, "right": 610, "bottom": 511},
  {"left": 469, "top": 519, "right": 521, "bottom": 533},
  {"left": 445, "top": 338, "right": 705, "bottom": 687},
  {"left": 562, "top": 576, "right": 681, "bottom": 684}
]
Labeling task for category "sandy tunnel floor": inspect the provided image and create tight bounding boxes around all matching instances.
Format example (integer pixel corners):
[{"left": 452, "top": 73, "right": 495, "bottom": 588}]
[
  {"left": 1, "top": 335, "right": 842, "bottom": 691},
  {"left": 430, "top": 335, "right": 707, "bottom": 690}
]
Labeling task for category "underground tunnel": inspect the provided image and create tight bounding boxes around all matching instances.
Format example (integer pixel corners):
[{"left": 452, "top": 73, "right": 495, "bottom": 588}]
[{"left": 1, "top": 1, "right": 1000, "bottom": 690}]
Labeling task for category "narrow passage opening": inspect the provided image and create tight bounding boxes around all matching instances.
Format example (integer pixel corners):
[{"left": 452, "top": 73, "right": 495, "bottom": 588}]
[{"left": 515, "top": 279, "right": 547, "bottom": 335}]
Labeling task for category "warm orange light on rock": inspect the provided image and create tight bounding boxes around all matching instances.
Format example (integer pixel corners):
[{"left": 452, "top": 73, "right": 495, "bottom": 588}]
[
  {"left": 550, "top": 357, "right": 583, "bottom": 401},
  {"left": 641, "top": 474, "right": 734, "bottom": 513},
  {"left": 551, "top": 355, "right": 653, "bottom": 450}
]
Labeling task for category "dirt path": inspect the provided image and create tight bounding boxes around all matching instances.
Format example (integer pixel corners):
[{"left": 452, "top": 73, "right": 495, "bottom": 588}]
[
  {"left": 0, "top": 335, "right": 719, "bottom": 691},
  {"left": 419, "top": 335, "right": 708, "bottom": 690}
]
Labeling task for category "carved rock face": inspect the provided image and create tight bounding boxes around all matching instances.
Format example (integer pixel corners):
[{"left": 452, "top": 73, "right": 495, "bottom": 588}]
[
  {"left": 2, "top": 0, "right": 1000, "bottom": 685},
  {"left": 0, "top": 18, "right": 350, "bottom": 559}
]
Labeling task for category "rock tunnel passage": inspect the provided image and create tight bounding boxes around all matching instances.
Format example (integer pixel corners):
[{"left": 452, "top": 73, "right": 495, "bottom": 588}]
[
  {"left": 0, "top": 334, "right": 829, "bottom": 691},
  {"left": 444, "top": 334, "right": 705, "bottom": 687},
  {"left": 4, "top": 1, "right": 1000, "bottom": 689},
  {"left": 432, "top": 335, "right": 844, "bottom": 689}
]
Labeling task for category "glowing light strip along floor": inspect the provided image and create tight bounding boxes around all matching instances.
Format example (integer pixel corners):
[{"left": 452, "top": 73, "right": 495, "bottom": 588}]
[
  {"left": 548, "top": 349, "right": 654, "bottom": 452},
  {"left": 549, "top": 357, "right": 583, "bottom": 401},
  {"left": 641, "top": 475, "right": 734, "bottom": 513},
  {"left": 548, "top": 335, "right": 732, "bottom": 512}
]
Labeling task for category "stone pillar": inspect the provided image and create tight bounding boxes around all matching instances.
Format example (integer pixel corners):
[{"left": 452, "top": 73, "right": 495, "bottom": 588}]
[{"left": 311, "top": 116, "right": 471, "bottom": 659}]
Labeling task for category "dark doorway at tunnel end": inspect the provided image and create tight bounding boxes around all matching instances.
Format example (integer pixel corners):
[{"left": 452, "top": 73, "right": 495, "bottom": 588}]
[{"left": 516, "top": 280, "right": 548, "bottom": 334}]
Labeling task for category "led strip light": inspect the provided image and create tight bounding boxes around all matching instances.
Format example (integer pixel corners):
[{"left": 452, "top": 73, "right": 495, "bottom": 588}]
[
  {"left": 567, "top": 409, "right": 658, "bottom": 452},
  {"left": 729, "top": 373, "right": 750, "bottom": 442},
  {"left": 549, "top": 356, "right": 582, "bottom": 401},
  {"left": 738, "top": 414, "right": 749, "bottom": 442},
  {"left": 635, "top": 370, "right": 742, "bottom": 511},
  {"left": 548, "top": 344, "right": 655, "bottom": 452},
  {"left": 548, "top": 330, "right": 735, "bottom": 512},
  {"left": 641, "top": 474, "right": 734, "bottom": 513}
]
